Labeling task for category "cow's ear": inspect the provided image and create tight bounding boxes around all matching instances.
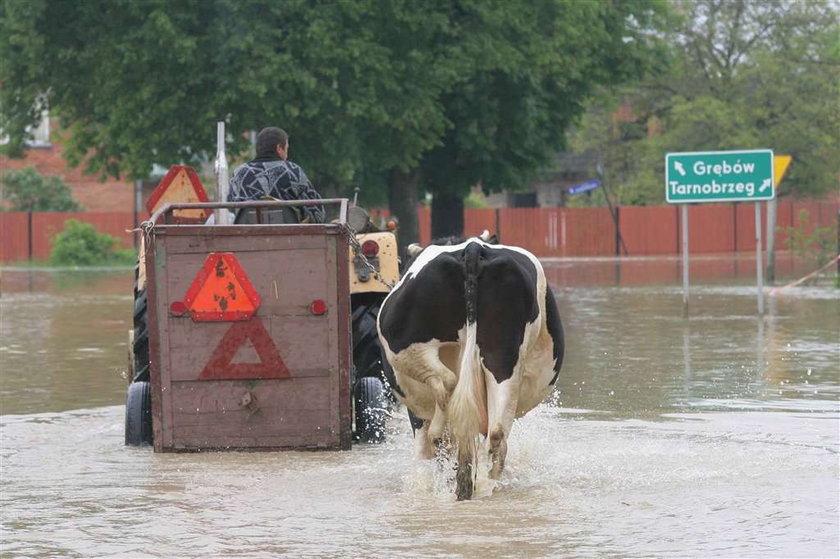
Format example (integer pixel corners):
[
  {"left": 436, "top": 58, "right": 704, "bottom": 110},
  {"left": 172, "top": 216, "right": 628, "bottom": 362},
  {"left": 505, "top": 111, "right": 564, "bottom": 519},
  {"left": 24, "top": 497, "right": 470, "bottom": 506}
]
[
  {"left": 479, "top": 230, "right": 491, "bottom": 242},
  {"left": 407, "top": 243, "right": 423, "bottom": 257}
]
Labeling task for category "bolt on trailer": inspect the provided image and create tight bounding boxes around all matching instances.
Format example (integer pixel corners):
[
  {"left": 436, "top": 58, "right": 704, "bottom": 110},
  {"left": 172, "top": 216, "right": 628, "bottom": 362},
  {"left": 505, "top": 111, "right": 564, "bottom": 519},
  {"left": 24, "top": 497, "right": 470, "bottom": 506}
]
[{"left": 129, "top": 199, "right": 355, "bottom": 451}]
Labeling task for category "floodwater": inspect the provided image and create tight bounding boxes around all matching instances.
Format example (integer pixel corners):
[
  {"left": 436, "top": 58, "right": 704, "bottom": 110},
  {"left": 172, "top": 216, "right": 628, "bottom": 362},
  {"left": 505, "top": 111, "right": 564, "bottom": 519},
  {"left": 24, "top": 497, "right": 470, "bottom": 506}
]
[{"left": 1, "top": 257, "right": 838, "bottom": 557}]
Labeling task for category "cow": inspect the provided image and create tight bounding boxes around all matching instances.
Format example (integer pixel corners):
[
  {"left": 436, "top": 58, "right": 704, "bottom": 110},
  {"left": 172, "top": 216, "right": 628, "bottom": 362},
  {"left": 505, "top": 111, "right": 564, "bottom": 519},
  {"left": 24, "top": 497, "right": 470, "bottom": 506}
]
[{"left": 377, "top": 236, "right": 564, "bottom": 500}]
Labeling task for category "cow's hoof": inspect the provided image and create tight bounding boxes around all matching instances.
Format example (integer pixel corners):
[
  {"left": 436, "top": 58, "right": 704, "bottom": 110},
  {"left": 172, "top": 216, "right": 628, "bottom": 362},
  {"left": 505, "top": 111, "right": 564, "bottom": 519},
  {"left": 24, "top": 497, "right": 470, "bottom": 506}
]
[{"left": 455, "top": 463, "right": 474, "bottom": 501}]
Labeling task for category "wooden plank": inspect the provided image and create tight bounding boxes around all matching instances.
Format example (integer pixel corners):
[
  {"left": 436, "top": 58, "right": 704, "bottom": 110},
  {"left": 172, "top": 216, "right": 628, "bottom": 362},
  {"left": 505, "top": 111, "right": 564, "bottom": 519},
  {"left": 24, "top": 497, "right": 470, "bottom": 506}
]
[
  {"left": 167, "top": 379, "right": 339, "bottom": 449},
  {"left": 167, "top": 316, "right": 335, "bottom": 381},
  {"left": 161, "top": 229, "right": 327, "bottom": 254}
]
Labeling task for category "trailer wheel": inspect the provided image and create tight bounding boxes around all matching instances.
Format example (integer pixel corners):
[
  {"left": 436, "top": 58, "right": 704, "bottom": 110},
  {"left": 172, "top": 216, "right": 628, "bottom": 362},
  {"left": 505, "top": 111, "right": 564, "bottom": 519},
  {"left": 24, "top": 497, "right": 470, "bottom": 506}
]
[
  {"left": 354, "top": 377, "right": 387, "bottom": 444},
  {"left": 125, "top": 381, "right": 152, "bottom": 446}
]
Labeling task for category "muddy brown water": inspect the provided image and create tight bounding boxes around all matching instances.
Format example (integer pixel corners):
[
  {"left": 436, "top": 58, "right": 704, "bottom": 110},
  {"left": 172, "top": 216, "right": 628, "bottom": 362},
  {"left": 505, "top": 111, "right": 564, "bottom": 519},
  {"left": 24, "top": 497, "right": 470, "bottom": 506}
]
[{"left": 1, "top": 257, "right": 838, "bottom": 557}]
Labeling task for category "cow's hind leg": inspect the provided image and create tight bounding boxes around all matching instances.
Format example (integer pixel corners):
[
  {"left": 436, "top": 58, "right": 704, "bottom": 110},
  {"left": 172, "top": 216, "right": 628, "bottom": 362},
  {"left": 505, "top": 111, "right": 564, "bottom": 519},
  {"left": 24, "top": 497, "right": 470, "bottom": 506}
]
[
  {"left": 456, "top": 444, "right": 474, "bottom": 501},
  {"left": 484, "top": 369, "right": 519, "bottom": 481},
  {"left": 391, "top": 344, "right": 457, "bottom": 441},
  {"left": 412, "top": 417, "right": 434, "bottom": 460}
]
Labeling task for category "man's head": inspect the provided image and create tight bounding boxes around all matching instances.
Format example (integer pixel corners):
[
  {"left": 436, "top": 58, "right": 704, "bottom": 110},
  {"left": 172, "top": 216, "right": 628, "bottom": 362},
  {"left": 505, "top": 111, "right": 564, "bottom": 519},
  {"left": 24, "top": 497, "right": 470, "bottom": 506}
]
[{"left": 256, "top": 127, "right": 289, "bottom": 160}]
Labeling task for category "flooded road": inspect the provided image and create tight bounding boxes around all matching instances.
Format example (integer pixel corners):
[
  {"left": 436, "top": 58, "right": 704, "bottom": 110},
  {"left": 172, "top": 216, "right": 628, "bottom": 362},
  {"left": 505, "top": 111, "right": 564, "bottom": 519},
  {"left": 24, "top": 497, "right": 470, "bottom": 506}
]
[{"left": 1, "top": 258, "right": 838, "bottom": 557}]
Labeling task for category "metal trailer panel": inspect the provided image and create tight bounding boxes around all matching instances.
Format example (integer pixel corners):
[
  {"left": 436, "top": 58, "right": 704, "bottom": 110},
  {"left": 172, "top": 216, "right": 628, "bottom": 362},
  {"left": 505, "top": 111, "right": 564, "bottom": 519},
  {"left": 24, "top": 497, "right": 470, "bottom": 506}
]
[{"left": 146, "top": 223, "right": 351, "bottom": 452}]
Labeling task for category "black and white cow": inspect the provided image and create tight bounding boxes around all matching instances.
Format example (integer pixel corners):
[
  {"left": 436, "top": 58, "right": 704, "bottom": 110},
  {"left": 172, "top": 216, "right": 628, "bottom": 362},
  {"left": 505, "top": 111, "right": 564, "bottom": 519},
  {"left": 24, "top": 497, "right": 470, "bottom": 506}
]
[{"left": 377, "top": 236, "right": 564, "bottom": 500}]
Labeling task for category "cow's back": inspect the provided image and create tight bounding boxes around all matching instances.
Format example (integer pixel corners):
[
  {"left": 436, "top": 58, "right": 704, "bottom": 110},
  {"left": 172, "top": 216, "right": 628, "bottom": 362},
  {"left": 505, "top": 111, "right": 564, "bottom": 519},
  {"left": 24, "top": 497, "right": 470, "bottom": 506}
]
[{"left": 378, "top": 251, "right": 466, "bottom": 353}]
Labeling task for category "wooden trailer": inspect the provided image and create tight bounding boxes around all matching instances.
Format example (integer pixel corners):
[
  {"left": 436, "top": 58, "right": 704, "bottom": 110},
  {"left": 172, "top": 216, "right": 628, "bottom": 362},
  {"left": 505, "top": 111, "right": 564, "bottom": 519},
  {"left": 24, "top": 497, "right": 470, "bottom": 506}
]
[{"left": 141, "top": 200, "right": 352, "bottom": 451}]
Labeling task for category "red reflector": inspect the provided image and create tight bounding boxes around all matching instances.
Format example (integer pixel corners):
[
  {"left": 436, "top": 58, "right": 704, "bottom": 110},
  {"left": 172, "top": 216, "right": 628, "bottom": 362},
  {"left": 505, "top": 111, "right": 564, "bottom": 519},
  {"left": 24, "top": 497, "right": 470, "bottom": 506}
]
[
  {"left": 170, "top": 301, "right": 187, "bottom": 315},
  {"left": 361, "top": 240, "right": 379, "bottom": 258},
  {"left": 310, "top": 300, "right": 328, "bottom": 315}
]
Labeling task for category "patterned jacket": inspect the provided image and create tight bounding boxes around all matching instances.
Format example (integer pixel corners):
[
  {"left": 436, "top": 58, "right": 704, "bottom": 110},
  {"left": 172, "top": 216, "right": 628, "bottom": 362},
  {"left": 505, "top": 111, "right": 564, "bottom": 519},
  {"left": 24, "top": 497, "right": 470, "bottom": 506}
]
[{"left": 229, "top": 157, "right": 325, "bottom": 223}]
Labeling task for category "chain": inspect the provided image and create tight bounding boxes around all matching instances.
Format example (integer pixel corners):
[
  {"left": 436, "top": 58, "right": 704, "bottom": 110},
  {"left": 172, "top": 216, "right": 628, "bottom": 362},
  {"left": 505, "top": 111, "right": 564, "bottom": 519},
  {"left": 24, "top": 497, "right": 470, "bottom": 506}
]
[
  {"left": 339, "top": 223, "right": 397, "bottom": 290},
  {"left": 138, "top": 220, "right": 156, "bottom": 255}
]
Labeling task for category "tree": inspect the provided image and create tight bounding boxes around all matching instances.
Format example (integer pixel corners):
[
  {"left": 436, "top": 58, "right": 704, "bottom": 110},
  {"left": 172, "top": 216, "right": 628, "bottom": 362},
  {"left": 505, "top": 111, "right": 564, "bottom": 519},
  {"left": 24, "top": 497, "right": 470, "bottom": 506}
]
[
  {"left": 2, "top": 0, "right": 668, "bottom": 246},
  {"left": 1, "top": 0, "right": 453, "bottom": 245},
  {"left": 416, "top": 0, "right": 669, "bottom": 237},
  {"left": 570, "top": 0, "right": 840, "bottom": 205},
  {"left": 1, "top": 167, "right": 82, "bottom": 212}
]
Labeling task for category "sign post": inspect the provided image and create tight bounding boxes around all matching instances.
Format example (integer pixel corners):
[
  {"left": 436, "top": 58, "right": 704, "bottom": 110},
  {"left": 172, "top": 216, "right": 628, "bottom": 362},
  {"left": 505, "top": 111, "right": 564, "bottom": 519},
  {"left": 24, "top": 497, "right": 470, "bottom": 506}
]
[
  {"left": 681, "top": 204, "right": 689, "bottom": 314},
  {"left": 666, "top": 149, "right": 774, "bottom": 316}
]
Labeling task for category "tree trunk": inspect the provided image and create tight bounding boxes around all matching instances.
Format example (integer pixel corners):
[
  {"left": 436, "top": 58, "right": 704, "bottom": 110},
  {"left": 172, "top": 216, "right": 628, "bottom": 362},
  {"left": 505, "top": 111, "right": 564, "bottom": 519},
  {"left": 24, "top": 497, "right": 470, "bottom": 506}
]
[
  {"left": 388, "top": 168, "right": 421, "bottom": 257},
  {"left": 431, "top": 192, "right": 464, "bottom": 240}
]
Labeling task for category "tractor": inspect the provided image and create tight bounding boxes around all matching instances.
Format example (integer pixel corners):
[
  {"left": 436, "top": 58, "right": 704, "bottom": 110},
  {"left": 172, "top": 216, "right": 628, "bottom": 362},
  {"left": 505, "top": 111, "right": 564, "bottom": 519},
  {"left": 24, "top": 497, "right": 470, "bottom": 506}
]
[{"left": 125, "top": 168, "right": 398, "bottom": 447}]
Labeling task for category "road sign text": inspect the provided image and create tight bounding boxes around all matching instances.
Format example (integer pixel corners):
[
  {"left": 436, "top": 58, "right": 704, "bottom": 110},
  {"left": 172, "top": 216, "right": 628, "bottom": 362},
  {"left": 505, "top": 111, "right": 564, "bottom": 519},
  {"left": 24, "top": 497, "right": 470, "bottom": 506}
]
[{"left": 666, "top": 150, "right": 774, "bottom": 204}]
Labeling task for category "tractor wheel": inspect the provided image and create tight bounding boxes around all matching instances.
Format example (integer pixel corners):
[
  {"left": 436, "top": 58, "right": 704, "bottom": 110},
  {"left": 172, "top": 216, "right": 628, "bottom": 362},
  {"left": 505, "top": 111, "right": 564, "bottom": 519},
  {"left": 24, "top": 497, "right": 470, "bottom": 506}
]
[
  {"left": 354, "top": 377, "right": 387, "bottom": 444},
  {"left": 125, "top": 381, "right": 152, "bottom": 446},
  {"left": 132, "top": 264, "right": 150, "bottom": 383},
  {"left": 351, "top": 300, "right": 384, "bottom": 381}
]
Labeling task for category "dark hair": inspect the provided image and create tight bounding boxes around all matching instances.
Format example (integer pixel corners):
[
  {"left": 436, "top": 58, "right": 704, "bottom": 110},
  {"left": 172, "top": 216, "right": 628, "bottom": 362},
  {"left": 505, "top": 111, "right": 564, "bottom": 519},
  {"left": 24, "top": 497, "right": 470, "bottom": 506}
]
[{"left": 256, "top": 127, "right": 289, "bottom": 158}]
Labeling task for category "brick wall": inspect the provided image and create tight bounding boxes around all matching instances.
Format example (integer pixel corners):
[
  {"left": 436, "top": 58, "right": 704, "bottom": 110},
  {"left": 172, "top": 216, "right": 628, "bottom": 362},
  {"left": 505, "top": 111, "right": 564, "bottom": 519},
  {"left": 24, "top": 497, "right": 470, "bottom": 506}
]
[{"left": 0, "top": 142, "right": 133, "bottom": 212}]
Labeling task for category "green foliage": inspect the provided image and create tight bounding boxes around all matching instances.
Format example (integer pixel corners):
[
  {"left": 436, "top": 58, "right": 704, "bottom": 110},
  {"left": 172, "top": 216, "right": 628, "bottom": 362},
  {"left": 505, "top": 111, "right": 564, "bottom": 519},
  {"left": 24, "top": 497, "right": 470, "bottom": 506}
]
[
  {"left": 1, "top": 0, "right": 668, "bottom": 237},
  {"left": 49, "top": 219, "right": 133, "bottom": 266},
  {"left": 1, "top": 166, "right": 82, "bottom": 212},
  {"left": 782, "top": 209, "right": 838, "bottom": 270},
  {"left": 0, "top": 0, "right": 452, "bottom": 187},
  {"left": 569, "top": 0, "right": 840, "bottom": 205},
  {"left": 418, "top": 0, "right": 669, "bottom": 197}
]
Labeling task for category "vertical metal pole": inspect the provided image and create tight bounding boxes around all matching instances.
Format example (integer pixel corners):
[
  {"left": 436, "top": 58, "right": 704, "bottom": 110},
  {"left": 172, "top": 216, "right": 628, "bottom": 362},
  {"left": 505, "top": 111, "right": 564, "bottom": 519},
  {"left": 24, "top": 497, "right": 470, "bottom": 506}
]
[
  {"left": 682, "top": 204, "right": 689, "bottom": 316},
  {"left": 215, "top": 121, "right": 230, "bottom": 225},
  {"left": 766, "top": 197, "right": 777, "bottom": 283},
  {"left": 755, "top": 202, "right": 764, "bottom": 316}
]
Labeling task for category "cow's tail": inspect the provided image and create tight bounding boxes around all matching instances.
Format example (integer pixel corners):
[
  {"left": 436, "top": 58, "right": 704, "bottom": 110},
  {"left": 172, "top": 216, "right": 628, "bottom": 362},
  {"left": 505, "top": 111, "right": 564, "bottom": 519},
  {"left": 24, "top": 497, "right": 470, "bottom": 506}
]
[{"left": 448, "top": 242, "right": 487, "bottom": 494}]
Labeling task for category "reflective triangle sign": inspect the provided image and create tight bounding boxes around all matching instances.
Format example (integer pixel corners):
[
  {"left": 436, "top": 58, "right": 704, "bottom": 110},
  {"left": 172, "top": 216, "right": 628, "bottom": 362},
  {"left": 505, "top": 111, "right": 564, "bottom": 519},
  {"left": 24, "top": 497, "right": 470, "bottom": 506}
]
[
  {"left": 183, "top": 253, "right": 261, "bottom": 321},
  {"left": 773, "top": 155, "right": 792, "bottom": 187},
  {"left": 199, "top": 319, "right": 290, "bottom": 380},
  {"left": 146, "top": 165, "right": 209, "bottom": 220}
]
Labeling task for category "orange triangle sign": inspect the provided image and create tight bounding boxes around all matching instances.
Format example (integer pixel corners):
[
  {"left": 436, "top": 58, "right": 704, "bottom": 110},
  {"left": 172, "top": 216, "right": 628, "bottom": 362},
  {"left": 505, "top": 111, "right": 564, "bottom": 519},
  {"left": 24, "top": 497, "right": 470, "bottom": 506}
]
[
  {"left": 200, "top": 319, "right": 290, "bottom": 380},
  {"left": 146, "top": 165, "right": 209, "bottom": 220},
  {"left": 183, "top": 253, "right": 261, "bottom": 321}
]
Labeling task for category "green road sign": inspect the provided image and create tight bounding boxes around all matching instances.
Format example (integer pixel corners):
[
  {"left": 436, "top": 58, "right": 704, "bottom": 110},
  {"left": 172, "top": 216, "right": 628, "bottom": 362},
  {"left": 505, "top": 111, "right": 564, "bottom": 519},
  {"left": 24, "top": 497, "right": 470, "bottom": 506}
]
[{"left": 666, "top": 149, "right": 774, "bottom": 203}]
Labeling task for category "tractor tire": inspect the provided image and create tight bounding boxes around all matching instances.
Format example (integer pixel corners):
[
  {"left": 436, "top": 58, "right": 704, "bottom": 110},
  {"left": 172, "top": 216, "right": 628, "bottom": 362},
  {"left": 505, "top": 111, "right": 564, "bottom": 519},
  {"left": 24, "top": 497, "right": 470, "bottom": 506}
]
[
  {"left": 125, "top": 381, "right": 152, "bottom": 446},
  {"left": 354, "top": 377, "right": 387, "bottom": 444},
  {"left": 132, "top": 264, "right": 150, "bottom": 384},
  {"left": 351, "top": 300, "right": 384, "bottom": 381}
]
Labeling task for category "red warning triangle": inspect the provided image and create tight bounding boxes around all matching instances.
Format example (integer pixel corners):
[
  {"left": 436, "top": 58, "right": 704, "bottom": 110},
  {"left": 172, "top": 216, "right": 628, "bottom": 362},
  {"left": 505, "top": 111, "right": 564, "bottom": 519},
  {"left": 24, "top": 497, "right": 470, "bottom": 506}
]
[
  {"left": 200, "top": 319, "right": 290, "bottom": 380},
  {"left": 146, "top": 165, "right": 209, "bottom": 221},
  {"left": 183, "top": 252, "right": 261, "bottom": 322}
]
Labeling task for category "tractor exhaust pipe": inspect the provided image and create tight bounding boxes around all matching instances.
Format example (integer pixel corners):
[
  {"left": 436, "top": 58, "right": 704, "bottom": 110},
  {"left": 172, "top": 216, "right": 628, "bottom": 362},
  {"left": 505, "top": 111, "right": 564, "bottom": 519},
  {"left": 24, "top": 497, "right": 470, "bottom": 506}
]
[{"left": 214, "top": 121, "right": 232, "bottom": 225}]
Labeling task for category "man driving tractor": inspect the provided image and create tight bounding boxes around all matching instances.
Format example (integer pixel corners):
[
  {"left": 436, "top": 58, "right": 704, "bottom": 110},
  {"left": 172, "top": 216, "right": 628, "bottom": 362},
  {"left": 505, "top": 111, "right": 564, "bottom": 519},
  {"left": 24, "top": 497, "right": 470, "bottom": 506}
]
[{"left": 229, "top": 126, "right": 325, "bottom": 224}]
